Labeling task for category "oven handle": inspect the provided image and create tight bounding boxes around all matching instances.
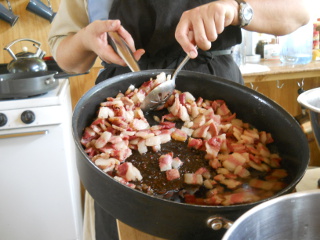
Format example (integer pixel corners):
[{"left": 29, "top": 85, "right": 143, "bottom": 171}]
[{"left": 0, "top": 130, "right": 48, "bottom": 139}]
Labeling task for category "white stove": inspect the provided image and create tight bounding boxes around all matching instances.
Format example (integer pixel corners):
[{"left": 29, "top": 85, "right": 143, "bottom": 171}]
[
  {"left": 0, "top": 79, "right": 83, "bottom": 240},
  {"left": 0, "top": 79, "right": 68, "bottom": 131}
]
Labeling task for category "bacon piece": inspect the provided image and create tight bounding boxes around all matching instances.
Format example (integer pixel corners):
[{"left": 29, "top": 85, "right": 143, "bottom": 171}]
[
  {"left": 171, "top": 128, "right": 188, "bottom": 142},
  {"left": 216, "top": 103, "right": 231, "bottom": 116},
  {"left": 160, "top": 121, "right": 176, "bottom": 129},
  {"left": 181, "top": 126, "right": 194, "bottom": 137},
  {"left": 209, "top": 158, "right": 221, "bottom": 169},
  {"left": 172, "top": 157, "right": 183, "bottom": 169},
  {"left": 137, "top": 139, "right": 148, "bottom": 154},
  {"left": 135, "top": 130, "right": 154, "bottom": 139},
  {"left": 256, "top": 143, "right": 271, "bottom": 157},
  {"left": 145, "top": 136, "right": 161, "bottom": 147},
  {"left": 82, "top": 127, "right": 98, "bottom": 142},
  {"left": 220, "top": 179, "right": 242, "bottom": 189},
  {"left": 166, "top": 169, "right": 180, "bottom": 181},
  {"left": 234, "top": 165, "right": 250, "bottom": 178},
  {"left": 223, "top": 192, "right": 260, "bottom": 206},
  {"left": 95, "top": 131, "right": 112, "bottom": 149},
  {"left": 188, "top": 137, "right": 203, "bottom": 150},
  {"left": 178, "top": 105, "right": 190, "bottom": 122},
  {"left": 191, "top": 114, "right": 206, "bottom": 129},
  {"left": 205, "top": 136, "right": 222, "bottom": 158},
  {"left": 184, "top": 173, "right": 203, "bottom": 185},
  {"left": 222, "top": 152, "right": 247, "bottom": 172},
  {"left": 248, "top": 161, "right": 270, "bottom": 172},
  {"left": 130, "top": 119, "right": 149, "bottom": 130},
  {"left": 168, "top": 94, "right": 180, "bottom": 116},
  {"left": 95, "top": 158, "right": 120, "bottom": 172},
  {"left": 249, "top": 179, "right": 277, "bottom": 190},
  {"left": 190, "top": 101, "right": 199, "bottom": 119},
  {"left": 157, "top": 132, "right": 171, "bottom": 144},
  {"left": 159, "top": 153, "right": 173, "bottom": 171},
  {"left": 192, "top": 124, "right": 210, "bottom": 139},
  {"left": 113, "top": 176, "right": 136, "bottom": 189},
  {"left": 116, "top": 162, "right": 142, "bottom": 181}
]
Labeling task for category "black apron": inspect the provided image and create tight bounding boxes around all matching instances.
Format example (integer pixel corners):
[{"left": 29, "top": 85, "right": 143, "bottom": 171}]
[
  {"left": 93, "top": 1, "right": 243, "bottom": 239},
  {"left": 95, "top": 0, "right": 243, "bottom": 85}
]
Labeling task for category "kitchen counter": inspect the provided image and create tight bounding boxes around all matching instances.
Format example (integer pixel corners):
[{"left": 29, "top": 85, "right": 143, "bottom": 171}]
[{"left": 242, "top": 60, "right": 320, "bottom": 82}]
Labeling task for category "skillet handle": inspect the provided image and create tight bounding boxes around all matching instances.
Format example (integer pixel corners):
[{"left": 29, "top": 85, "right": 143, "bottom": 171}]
[
  {"left": 207, "top": 216, "right": 233, "bottom": 231},
  {"left": 107, "top": 32, "right": 140, "bottom": 72}
]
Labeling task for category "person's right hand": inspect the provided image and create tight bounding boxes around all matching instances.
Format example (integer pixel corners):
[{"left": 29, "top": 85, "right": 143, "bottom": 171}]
[{"left": 81, "top": 19, "right": 145, "bottom": 66}]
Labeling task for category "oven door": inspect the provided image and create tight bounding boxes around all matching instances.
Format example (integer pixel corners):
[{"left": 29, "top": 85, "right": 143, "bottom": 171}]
[{"left": 0, "top": 124, "right": 82, "bottom": 240}]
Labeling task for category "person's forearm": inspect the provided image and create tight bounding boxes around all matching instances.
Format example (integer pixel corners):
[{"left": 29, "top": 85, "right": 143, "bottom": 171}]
[
  {"left": 244, "top": 0, "right": 310, "bottom": 36},
  {"left": 55, "top": 30, "right": 98, "bottom": 74}
]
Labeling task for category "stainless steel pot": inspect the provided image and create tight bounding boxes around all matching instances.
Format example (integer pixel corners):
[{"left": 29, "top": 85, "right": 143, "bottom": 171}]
[
  {"left": 297, "top": 87, "right": 320, "bottom": 148},
  {"left": 72, "top": 70, "right": 309, "bottom": 240},
  {"left": 222, "top": 189, "right": 320, "bottom": 240}
]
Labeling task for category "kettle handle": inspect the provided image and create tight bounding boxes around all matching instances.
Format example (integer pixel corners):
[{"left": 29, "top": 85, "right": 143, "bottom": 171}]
[{"left": 4, "top": 38, "right": 42, "bottom": 60}]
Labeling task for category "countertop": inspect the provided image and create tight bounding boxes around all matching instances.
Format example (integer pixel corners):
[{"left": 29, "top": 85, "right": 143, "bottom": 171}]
[{"left": 241, "top": 60, "right": 320, "bottom": 82}]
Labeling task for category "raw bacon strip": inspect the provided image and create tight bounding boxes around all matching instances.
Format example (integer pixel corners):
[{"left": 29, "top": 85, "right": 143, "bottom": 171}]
[
  {"left": 145, "top": 136, "right": 161, "bottom": 147},
  {"left": 222, "top": 152, "right": 247, "bottom": 172},
  {"left": 234, "top": 165, "right": 250, "bottom": 178},
  {"left": 166, "top": 169, "right": 180, "bottom": 181},
  {"left": 249, "top": 179, "right": 279, "bottom": 191},
  {"left": 137, "top": 139, "right": 148, "bottom": 154},
  {"left": 95, "top": 158, "right": 120, "bottom": 172},
  {"left": 192, "top": 124, "right": 210, "bottom": 139},
  {"left": 187, "top": 137, "right": 203, "bottom": 150},
  {"left": 191, "top": 114, "right": 206, "bottom": 129},
  {"left": 130, "top": 119, "right": 150, "bottom": 130},
  {"left": 95, "top": 131, "right": 112, "bottom": 149},
  {"left": 171, "top": 128, "right": 188, "bottom": 142},
  {"left": 184, "top": 173, "right": 203, "bottom": 185},
  {"left": 223, "top": 192, "right": 260, "bottom": 206},
  {"left": 205, "top": 137, "right": 222, "bottom": 158},
  {"left": 159, "top": 153, "right": 173, "bottom": 171},
  {"left": 172, "top": 157, "right": 183, "bottom": 169},
  {"left": 116, "top": 162, "right": 142, "bottom": 181}
]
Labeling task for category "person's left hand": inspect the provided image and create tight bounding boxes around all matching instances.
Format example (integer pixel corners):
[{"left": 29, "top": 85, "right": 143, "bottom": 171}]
[{"left": 175, "top": 0, "right": 239, "bottom": 58}]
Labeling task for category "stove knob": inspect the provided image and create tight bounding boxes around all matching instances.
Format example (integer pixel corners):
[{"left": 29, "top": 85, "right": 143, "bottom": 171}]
[
  {"left": 21, "top": 110, "right": 35, "bottom": 124},
  {"left": 0, "top": 113, "right": 8, "bottom": 127}
]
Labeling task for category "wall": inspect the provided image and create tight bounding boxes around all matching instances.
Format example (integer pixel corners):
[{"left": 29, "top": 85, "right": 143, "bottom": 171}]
[{"left": 0, "top": 0, "right": 60, "bottom": 62}]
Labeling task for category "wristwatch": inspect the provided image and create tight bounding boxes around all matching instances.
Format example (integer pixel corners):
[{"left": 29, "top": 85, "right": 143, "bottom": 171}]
[{"left": 235, "top": 0, "right": 253, "bottom": 28}]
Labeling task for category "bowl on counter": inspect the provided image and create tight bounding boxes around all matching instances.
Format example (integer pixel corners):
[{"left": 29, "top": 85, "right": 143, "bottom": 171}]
[{"left": 297, "top": 87, "right": 320, "bottom": 148}]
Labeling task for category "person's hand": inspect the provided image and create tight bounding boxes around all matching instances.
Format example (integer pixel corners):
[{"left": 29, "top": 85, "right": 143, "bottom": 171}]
[
  {"left": 175, "top": 0, "right": 239, "bottom": 58},
  {"left": 81, "top": 19, "right": 145, "bottom": 66}
]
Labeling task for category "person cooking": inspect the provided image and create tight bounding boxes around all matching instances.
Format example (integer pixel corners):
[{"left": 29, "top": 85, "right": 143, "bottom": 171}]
[{"left": 49, "top": 0, "right": 310, "bottom": 239}]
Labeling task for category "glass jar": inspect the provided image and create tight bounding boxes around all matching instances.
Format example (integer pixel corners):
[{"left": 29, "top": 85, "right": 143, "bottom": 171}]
[{"left": 279, "top": 21, "right": 313, "bottom": 65}]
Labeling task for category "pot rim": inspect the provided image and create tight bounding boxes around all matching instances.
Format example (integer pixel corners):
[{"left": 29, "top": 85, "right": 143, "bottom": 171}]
[
  {"left": 297, "top": 87, "right": 320, "bottom": 113},
  {"left": 222, "top": 189, "right": 320, "bottom": 239},
  {"left": 73, "top": 69, "right": 309, "bottom": 210}
]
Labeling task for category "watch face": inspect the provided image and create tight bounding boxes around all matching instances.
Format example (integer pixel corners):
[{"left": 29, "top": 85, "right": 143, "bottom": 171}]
[{"left": 243, "top": 6, "right": 253, "bottom": 21}]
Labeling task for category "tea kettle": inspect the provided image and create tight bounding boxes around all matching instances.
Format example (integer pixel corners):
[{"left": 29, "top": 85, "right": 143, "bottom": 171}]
[{"left": 4, "top": 38, "right": 47, "bottom": 73}]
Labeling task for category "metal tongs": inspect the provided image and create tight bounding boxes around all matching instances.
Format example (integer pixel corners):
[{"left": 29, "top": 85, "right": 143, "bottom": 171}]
[
  {"left": 107, "top": 32, "right": 140, "bottom": 72},
  {"left": 108, "top": 32, "right": 191, "bottom": 112}
]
